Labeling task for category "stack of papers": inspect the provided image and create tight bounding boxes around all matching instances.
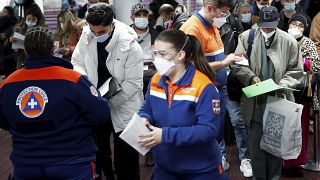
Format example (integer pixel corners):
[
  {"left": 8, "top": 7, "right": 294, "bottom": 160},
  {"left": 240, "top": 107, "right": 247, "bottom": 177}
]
[
  {"left": 98, "top": 77, "right": 112, "bottom": 96},
  {"left": 242, "top": 79, "right": 298, "bottom": 98},
  {"left": 119, "top": 113, "right": 151, "bottom": 155},
  {"left": 235, "top": 57, "right": 249, "bottom": 66},
  {"left": 12, "top": 32, "right": 25, "bottom": 49}
]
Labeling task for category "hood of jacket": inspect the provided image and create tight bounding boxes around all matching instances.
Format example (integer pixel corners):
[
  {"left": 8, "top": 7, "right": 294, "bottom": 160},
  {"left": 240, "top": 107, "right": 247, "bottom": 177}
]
[
  {"left": 173, "top": 13, "right": 188, "bottom": 27},
  {"left": 82, "top": 19, "right": 138, "bottom": 53}
]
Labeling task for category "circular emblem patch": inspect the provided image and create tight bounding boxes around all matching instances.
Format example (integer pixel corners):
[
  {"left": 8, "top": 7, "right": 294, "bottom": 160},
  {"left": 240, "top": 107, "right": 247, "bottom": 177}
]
[
  {"left": 90, "top": 86, "right": 99, "bottom": 97},
  {"left": 16, "top": 86, "right": 49, "bottom": 118}
]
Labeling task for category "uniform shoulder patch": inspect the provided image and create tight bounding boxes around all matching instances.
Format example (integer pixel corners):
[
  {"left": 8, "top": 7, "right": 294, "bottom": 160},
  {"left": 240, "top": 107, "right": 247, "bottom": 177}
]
[
  {"left": 16, "top": 86, "right": 49, "bottom": 118},
  {"left": 90, "top": 86, "right": 99, "bottom": 97},
  {"left": 212, "top": 99, "right": 220, "bottom": 115}
]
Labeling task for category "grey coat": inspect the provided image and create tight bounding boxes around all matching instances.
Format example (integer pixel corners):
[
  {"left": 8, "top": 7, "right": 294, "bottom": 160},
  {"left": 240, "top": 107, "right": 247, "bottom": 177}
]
[{"left": 232, "top": 28, "right": 303, "bottom": 126}]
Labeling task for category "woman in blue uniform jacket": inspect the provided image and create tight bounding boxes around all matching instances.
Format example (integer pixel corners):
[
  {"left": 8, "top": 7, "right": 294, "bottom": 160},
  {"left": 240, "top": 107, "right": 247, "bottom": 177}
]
[{"left": 138, "top": 29, "right": 228, "bottom": 180}]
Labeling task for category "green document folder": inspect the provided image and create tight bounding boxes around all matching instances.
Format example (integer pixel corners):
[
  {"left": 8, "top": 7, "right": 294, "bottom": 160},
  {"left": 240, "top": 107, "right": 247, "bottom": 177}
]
[{"left": 242, "top": 79, "right": 298, "bottom": 98}]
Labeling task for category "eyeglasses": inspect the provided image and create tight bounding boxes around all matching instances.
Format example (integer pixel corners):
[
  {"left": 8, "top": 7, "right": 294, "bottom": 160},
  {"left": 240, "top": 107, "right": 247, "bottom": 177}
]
[
  {"left": 289, "top": 21, "right": 304, "bottom": 29},
  {"left": 214, "top": 6, "right": 230, "bottom": 18},
  {"left": 151, "top": 50, "right": 177, "bottom": 58}
]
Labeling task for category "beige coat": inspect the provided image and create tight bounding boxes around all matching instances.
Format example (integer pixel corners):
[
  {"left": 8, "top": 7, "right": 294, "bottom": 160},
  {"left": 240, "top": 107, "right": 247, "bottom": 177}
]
[
  {"left": 231, "top": 28, "right": 303, "bottom": 126},
  {"left": 310, "top": 12, "right": 320, "bottom": 56}
]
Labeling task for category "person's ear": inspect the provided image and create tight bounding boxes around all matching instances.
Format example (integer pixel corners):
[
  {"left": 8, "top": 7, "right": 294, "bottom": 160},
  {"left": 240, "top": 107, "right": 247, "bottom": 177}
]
[
  {"left": 130, "top": 16, "right": 135, "bottom": 22},
  {"left": 207, "top": 4, "right": 213, "bottom": 13},
  {"left": 177, "top": 50, "right": 186, "bottom": 61},
  {"left": 171, "top": 12, "right": 175, "bottom": 18}
]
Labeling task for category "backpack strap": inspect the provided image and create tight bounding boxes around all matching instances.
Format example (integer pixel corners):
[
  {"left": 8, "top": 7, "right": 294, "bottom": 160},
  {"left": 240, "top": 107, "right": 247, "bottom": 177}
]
[{"left": 247, "top": 28, "right": 256, "bottom": 59}]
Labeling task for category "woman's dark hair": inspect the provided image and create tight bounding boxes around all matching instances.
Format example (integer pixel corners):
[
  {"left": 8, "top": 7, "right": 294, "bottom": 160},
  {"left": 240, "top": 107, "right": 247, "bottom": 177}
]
[
  {"left": 24, "top": 27, "right": 54, "bottom": 57},
  {"left": 156, "top": 29, "right": 215, "bottom": 83},
  {"left": 24, "top": 4, "right": 45, "bottom": 25},
  {"left": 4, "top": 6, "right": 14, "bottom": 17},
  {"left": 86, "top": 3, "right": 114, "bottom": 26},
  {"left": 15, "top": 4, "right": 45, "bottom": 34},
  {"left": 3, "top": 6, "right": 17, "bottom": 25}
]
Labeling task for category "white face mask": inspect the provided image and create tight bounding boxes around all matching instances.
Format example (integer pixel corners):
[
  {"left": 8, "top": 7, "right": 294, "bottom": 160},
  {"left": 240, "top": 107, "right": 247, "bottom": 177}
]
[
  {"left": 260, "top": 29, "right": 276, "bottom": 39},
  {"left": 26, "top": 20, "right": 37, "bottom": 27},
  {"left": 257, "top": 3, "right": 267, "bottom": 10},
  {"left": 288, "top": 27, "right": 303, "bottom": 39},
  {"left": 153, "top": 56, "right": 175, "bottom": 76},
  {"left": 134, "top": 17, "right": 149, "bottom": 29},
  {"left": 212, "top": 17, "right": 227, "bottom": 28}
]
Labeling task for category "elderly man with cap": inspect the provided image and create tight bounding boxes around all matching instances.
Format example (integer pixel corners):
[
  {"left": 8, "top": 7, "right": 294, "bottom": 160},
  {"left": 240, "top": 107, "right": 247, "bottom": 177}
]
[{"left": 231, "top": 6, "right": 303, "bottom": 180}]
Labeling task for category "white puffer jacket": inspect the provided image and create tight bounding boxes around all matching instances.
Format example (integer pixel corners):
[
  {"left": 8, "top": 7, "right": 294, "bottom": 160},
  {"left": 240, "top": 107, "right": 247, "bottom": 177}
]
[{"left": 72, "top": 20, "right": 144, "bottom": 132}]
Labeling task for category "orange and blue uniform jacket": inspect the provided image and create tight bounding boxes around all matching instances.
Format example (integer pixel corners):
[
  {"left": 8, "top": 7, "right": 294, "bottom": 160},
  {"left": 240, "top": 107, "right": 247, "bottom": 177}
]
[
  {"left": 0, "top": 55, "right": 109, "bottom": 166},
  {"left": 180, "top": 12, "right": 226, "bottom": 89},
  {"left": 138, "top": 64, "right": 223, "bottom": 175}
]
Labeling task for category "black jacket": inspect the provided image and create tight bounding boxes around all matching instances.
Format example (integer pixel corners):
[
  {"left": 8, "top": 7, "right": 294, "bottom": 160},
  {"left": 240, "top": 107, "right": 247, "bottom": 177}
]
[
  {"left": 219, "top": 14, "right": 244, "bottom": 55},
  {"left": 172, "top": 13, "right": 189, "bottom": 30}
]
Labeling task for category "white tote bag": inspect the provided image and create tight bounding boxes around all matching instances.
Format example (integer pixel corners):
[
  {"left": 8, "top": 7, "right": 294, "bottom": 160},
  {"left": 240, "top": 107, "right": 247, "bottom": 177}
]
[{"left": 260, "top": 95, "right": 303, "bottom": 160}]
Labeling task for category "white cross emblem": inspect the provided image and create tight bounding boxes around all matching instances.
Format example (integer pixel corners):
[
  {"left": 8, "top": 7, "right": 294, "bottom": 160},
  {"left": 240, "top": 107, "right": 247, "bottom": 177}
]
[{"left": 28, "top": 99, "right": 38, "bottom": 109}]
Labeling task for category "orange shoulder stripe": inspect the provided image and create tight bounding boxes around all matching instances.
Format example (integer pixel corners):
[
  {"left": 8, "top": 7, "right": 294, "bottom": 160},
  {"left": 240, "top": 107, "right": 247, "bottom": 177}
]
[
  {"left": 192, "top": 70, "right": 214, "bottom": 98},
  {"left": 0, "top": 66, "right": 82, "bottom": 88}
]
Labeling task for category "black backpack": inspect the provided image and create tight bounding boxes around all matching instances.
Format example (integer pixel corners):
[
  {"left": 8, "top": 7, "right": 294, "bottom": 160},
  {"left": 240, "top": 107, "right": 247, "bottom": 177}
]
[{"left": 227, "top": 29, "right": 256, "bottom": 102}]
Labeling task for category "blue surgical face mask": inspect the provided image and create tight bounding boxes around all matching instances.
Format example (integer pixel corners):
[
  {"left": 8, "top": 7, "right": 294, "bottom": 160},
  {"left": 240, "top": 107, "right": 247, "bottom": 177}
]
[
  {"left": 241, "top": 13, "right": 251, "bottom": 23},
  {"left": 95, "top": 33, "right": 110, "bottom": 43},
  {"left": 134, "top": 17, "right": 149, "bottom": 29},
  {"left": 284, "top": 2, "right": 296, "bottom": 11},
  {"left": 91, "top": 26, "right": 112, "bottom": 43}
]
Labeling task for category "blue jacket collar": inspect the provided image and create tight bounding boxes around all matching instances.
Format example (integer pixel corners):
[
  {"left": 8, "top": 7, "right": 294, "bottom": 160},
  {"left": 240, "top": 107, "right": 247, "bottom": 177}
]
[
  {"left": 157, "top": 64, "right": 195, "bottom": 88},
  {"left": 194, "top": 12, "right": 213, "bottom": 29},
  {"left": 23, "top": 55, "right": 73, "bottom": 69}
]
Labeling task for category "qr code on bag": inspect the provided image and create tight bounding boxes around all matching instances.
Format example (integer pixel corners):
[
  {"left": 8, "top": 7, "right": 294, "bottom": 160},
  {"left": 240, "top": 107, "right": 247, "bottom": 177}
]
[{"left": 263, "top": 111, "right": 286, "bottom": 148}]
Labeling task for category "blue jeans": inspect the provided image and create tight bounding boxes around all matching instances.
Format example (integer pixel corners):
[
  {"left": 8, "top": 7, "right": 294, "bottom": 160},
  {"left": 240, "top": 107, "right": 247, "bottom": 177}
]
[{"left": 220, "top": 88, "right": 249, "bottom": 160}]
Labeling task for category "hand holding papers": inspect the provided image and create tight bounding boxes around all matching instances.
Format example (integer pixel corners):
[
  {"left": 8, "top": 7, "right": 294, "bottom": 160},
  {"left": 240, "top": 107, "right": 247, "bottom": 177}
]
[
  {"left": 235, "top": 56, "right": 249, "bottom": 66},
  {"left": 98, "top": 77, "right": 122, "bottom": 99},
  {"left": 11, "top": 32, "right": 25, "bottom": 49},
  {"left": 98, "top": 77, "right": 112, "bottom": 97},
  {"left": 242, "top": 79, "right": 298, "bottom": 98},
  {"left": 119, "top": 113, "right": 151, "bottom": 155}
]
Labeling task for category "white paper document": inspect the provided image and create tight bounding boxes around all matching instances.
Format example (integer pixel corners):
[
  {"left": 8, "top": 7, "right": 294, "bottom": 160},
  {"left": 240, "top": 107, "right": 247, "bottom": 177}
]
[
  {"left": 98, "top": 77, "right": 112, "bottom": 96},
  {"left": 235, "top": 57, "right": 249, "bottom": 66},
  {"left": 12, "top": 32, "right": 25, "bottom": 49},
  {"left": 119, "top": 113, "right": 151, "bottom": 155},
  {"left": 143, "top": 65, "right": 149, "bottom": 70}
]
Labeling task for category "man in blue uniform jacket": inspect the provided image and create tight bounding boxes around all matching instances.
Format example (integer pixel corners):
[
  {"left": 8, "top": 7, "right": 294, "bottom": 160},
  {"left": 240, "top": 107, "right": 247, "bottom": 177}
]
[{"left": 0, "top": 27, "right": 110, "bottom": 180}]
